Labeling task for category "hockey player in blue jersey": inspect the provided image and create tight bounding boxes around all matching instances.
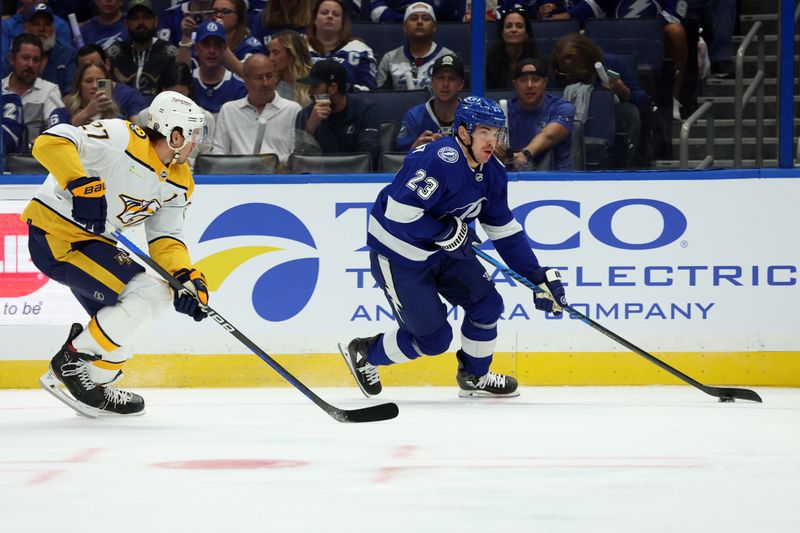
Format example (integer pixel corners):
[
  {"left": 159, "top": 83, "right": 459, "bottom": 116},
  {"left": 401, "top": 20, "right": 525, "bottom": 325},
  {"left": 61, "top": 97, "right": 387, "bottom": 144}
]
[{"left": 339, "top": 96, "right": 568, "bottom": 398}]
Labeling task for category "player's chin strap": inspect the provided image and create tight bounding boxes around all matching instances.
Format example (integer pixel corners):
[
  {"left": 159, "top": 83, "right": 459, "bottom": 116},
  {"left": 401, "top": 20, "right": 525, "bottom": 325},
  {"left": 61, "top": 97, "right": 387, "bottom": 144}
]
[
  {"left": 167, "top": 129, "right": 190, "bottom": 164},
  {"left": 457, "top": 133, "right": 480, "bottom": 168}
]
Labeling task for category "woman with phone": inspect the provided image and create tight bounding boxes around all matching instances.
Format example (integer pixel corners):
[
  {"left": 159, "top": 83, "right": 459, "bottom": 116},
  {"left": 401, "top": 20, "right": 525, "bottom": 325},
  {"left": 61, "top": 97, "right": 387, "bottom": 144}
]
[{"left": 63, "top": 61, "right": 121, "bottom": 127}]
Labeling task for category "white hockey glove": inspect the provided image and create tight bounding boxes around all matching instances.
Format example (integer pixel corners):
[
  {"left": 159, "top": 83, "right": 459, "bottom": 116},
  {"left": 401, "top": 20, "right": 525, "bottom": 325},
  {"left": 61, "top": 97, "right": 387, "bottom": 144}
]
[
  {"left": 532, "top": 268, "right": 567, "bottom": 315},
  {"left": 434, "top": 217, "right": 481, "bottom": 261}
]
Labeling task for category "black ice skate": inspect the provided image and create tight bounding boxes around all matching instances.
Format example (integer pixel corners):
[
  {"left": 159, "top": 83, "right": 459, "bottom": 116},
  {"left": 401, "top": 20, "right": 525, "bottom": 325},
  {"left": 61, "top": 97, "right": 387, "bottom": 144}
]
[
  {"left": 456, "top": 352, "right": 519, "bottom": 398},
  {"left": 39, "top": 323, "right": 145, "bottom": 418},
  {"left": 338, "top": 336, "right": 382, "bottom": 397}
]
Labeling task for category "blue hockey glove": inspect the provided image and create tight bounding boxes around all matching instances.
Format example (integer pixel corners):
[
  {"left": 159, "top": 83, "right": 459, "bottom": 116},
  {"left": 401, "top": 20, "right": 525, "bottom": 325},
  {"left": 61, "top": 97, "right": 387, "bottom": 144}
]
[
  {"left": 173, "top": 268, "right": 209, "bottom": 321},
  {"left": 434, "top": 217, "right": 481, "bottom": 261},
  {"left": 67, "top": 177, "right": 107, "bottom": 234},
  {"left": 531, "top": 268, "right": 567, "bottom": 315}
]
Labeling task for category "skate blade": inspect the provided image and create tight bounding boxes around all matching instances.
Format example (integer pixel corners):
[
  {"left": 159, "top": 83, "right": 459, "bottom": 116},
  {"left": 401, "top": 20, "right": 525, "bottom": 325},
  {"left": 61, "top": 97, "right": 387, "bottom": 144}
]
[
  {"left": 458, "top": 389, "right": 521, "bottom": 399},
  {"left": 39, "top": 371, "right": 146, "bottom": 418},
  {"left": 39, "top": 370, "right": 99, "bottom": 418},
  {"left": 337, "top": 342, "right": 372, "bottom": 399}
]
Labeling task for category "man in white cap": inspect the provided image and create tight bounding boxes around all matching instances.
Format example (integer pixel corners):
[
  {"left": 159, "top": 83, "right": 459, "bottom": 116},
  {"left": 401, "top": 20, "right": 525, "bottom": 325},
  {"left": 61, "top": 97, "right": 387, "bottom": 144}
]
[{"left": 376, "top": 2, "right": 456, "bottom": 90}]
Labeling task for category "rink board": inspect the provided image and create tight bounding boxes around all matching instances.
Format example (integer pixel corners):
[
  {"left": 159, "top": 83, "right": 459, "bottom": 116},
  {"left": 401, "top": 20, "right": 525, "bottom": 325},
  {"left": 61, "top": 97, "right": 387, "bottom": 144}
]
[{"left": 1, "top": 171, "right": 799, "bottom": 387}]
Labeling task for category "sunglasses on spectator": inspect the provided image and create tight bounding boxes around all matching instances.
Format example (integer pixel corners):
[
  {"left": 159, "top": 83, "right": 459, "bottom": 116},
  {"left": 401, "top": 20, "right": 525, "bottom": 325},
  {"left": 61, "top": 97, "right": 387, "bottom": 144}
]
[
  {"left": 213, "top": 8, "right": 236, "bottom": 16},
  {"left": 499, "top": 4, "right": 528, "bottom": 19}
]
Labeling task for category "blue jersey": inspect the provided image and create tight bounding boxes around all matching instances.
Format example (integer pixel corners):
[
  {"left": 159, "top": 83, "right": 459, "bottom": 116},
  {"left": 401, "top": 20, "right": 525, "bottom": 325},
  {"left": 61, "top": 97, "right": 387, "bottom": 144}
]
[
  {"left": 232, "top": 34, "right": 266, "bottom": 61},
  {"left": 2, "top": 91, "right": 25, "bottom": 155},
  {"left": 192, "top": 70, "right": 247, "bottom": 114},
  {"left": 508, "top": 94, "right": 575, "bottom": 171},
  {"left": 567, "top": 0, "right": 685, "bottom": 24},
  {"left": 113, "top": 82, "right": 147, "bottom": 119},
  {"left": 157, "top": 2, "right": 189, "bottom": 44},
  {"left": 367, "top": 135, "right": 541, "bottom": 276},
  {"left": 396, "top": 98, "right": 456, "bottom": 152},
  {"left": 310, "top": 40, "right": 377, "bottom": 92},
  {"left": 80, "top": 16, "right": 129, "bottom": 49}
]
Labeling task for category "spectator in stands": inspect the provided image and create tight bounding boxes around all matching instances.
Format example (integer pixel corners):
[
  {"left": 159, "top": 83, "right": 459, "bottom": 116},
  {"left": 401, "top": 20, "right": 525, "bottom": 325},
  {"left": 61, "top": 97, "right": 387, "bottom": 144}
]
[
  {"left": 176, "top": 0, "right": 264, "bottom": 77},
  {"left": 251, "top": 0, "right": 313, "bottom": 47},
  {"left": 159, "top": 0, "right": 214, "bottom": 44},
  {"left": 501, "top": 58, "right": 574, "bottom": 170},
  {"left": 80, "top": 0, "right": 128, "bottom": 50},
  {"left": 369, "top": 0, "right": 464, "bottom": 22},
  {"left": 546, "top": 0, "right": 688, "bottom": 120},
  {"left": 178, "top": 20, "right": 247, "bottom": 115},
  {"left": 7, "top": 3, "right": 77, "bottom": 96},
  {"left": 75, "top": 44, "right": 147, "bottom": 122},
  {"left": 296, "top": 59, "right": 380, "bottom": 164},
  {"left": 213, "top": 53, "right": 301, "bottom": 164},
  {"left": 486, "top": 3, "right": 540, "bottom": 90},
  {"left": 268, "top": 30, "right": 313, "bottom": 106},
  {"left": 2, "top": 33, "right": 65, "bottom": 144},
  {"left": 550, "top": 32, "right": 648, "bottom": 167},
  {"left": 107, "top": 0, "right": 178, "bottom": 104},
  {"left": 62, "top": 61, "right": 120, "bottom": 125},
  {"left": 396, "top": 52, "right": 464, "bottom": 151},
  {"left": 2, "top": 90, "right": 27, "bottom": 155},
  {"left": 2, "top": 0, "right": 73, "bottom": 59},
  {"left": 308, "top": 0, "right": 377, "bottom": 91},
  {"left": 686, "top": 0, "right": 735, "bottom": 78},
  {"left": 376, "top": 2, "right": 455, "bottom": 90}
]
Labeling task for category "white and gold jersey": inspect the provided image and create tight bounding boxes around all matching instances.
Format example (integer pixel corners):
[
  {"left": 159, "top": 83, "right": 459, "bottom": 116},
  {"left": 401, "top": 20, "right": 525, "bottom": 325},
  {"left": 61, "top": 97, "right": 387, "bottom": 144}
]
[{"left": 21, "top": 118, "right": 195, "bottom": 275}]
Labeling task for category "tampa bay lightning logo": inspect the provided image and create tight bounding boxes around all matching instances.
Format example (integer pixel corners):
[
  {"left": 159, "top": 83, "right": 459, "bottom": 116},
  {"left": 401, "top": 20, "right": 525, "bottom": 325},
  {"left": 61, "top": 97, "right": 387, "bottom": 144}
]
[
  {"left": 615, "top": 0, "right": 663, "bottom": 18},
  {"left": 437, "top": 146, "right": 459, "bottom": 163},
  {"left": 193, "top": 203, "right": 319, "bottom": 322}
]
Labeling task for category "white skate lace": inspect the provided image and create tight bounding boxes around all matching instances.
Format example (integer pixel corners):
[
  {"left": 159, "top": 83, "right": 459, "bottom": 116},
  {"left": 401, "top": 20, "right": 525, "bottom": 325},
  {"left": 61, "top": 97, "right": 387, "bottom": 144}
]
[
  {"left": 476, "top": 372, "right": 506, "bottom": 390},
  {"left": 358, "top": 362, "right": 380, "bottom": 386},
  {"left": 61, "top": 362, "right": 95, "bottom": 391},
  {"left": 103, "top": 385, "right": 134, "bottom": 406}
]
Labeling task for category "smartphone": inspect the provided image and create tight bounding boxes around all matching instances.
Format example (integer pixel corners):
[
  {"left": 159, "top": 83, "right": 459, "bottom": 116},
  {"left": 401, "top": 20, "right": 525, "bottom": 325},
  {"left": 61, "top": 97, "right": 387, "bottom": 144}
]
[
  {"left": 607, "top": 69, "right": 621, "bottom": 81},
  {"left": 97, "top": 78, "right": 112, "bottom": 99}
]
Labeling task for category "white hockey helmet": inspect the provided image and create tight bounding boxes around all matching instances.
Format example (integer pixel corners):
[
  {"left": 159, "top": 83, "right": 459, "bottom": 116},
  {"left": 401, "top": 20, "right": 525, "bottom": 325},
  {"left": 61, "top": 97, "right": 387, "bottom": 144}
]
[{"left": 146, "top": 91, "right": 207, "bottom": 151}]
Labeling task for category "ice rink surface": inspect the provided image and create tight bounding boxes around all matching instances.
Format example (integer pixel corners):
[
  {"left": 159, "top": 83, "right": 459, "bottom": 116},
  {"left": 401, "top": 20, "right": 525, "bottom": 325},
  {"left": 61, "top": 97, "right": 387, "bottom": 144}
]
[{"left": 2, "top": 385, "right": 799, "bottom": 533}]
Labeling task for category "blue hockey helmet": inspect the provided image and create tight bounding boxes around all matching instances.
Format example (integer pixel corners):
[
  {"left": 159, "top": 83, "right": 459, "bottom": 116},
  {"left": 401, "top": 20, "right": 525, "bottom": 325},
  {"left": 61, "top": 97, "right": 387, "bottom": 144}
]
[{"left": 453, "top": 96, "right": 506, "bottom": 135}]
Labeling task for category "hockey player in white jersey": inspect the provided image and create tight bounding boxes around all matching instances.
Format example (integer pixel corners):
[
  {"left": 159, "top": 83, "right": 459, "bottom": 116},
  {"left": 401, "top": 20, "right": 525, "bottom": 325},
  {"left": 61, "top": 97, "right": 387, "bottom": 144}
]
[
  {"left": 22, "top": 91, "right": 209, "bottom": 417},
  {"left": 339, "top": 96, "right": 568, "bottom": 398}
]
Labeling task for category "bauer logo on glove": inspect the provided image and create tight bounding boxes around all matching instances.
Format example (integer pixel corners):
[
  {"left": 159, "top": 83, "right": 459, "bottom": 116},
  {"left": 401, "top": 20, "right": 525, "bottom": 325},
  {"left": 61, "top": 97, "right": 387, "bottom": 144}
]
[
  {"left": 67, "top": 176, "right": 107, "bottom": 234},
  {"left": 533, "top": 268, "right": 567, "bottom": 315}
]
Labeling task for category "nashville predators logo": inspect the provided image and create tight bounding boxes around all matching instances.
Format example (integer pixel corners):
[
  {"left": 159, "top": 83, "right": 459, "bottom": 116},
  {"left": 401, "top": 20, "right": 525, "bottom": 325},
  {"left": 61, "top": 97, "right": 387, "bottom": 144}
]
[
  {"left": 114, "top": 251, "right": 133, "bottom": 265},
  {"left": 117, "top": 194, "right": 161, "bottom": 225}
]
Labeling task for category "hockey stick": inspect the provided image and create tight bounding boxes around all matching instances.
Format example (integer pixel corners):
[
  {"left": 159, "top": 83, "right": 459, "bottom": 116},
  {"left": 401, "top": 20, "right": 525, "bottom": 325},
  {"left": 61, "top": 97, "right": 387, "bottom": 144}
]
[
  {"left": 110, "top": 229, "right": 399, "bottom": 423},
  {"left": 472, "top": 246, "right": 763, "bottom": 403}
]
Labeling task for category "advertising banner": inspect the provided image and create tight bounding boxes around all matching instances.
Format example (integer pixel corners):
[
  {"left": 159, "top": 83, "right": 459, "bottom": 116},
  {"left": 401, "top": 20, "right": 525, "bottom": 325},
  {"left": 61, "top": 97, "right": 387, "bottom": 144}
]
[{"left": 1, "top": 178, "right": 798, "bottom": 360}]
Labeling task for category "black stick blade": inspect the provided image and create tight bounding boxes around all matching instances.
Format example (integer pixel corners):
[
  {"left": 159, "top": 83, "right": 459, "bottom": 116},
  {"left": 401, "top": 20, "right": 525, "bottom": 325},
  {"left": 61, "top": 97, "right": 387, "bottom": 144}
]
[
  {"left": 707, "top": 386, "right": 763, "bottom": 403},
  {"left": 328, "top": 402, "right": 399, "bottom": 423}
]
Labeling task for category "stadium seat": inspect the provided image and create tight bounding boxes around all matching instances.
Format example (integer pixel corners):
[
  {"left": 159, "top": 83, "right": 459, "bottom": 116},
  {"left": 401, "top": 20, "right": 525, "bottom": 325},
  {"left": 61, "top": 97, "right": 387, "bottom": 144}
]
[
  {"left": 379, "top": 152, "right": 406, "bottom": 173},
  {"left": 571, "top": 119, "right": 586, "bottom": 170},
  {"left": 4, "top": 154, "right": 46, "bottom": 174},
  {"left": 288, "top": 152, "right": 373, "bottom": 173},
  {"left": 530, "top": 19, "right": 580, "bottom": 58},
  {"left": 585, "top": 18, "right": 664, "bottom": 70},
  {"left": 362, "top": 90, "right": 430, "bottom": 128},
  {"left": 193, "top": 154, "right": 279, "bottom": 174},
  {"left": 380, "top": 121, "right": 397, "bottom": 153},
  {"left": 583, "top": 89, "right": 616, "bottom": 169}
]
